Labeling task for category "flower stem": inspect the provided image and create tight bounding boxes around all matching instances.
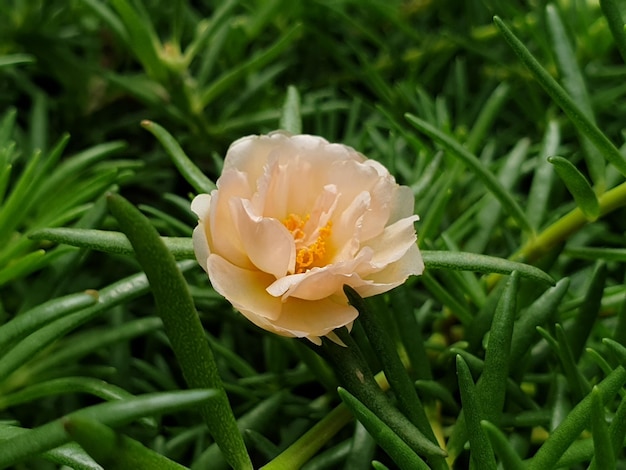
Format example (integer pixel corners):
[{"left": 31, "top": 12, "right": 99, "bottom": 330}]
[{"left": 487, "top": 179, "right": 626, "bottom": 287}]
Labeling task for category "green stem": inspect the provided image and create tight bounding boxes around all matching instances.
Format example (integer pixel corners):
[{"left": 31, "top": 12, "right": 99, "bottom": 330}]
[
  {"left": 260, "top": 403, "right": 353, "bottom": 470},
  {"left": 487, "top": 179, "right": 626, "bottom": 287},
  {"left": 519, "top": 179, "right": 626, "bottom": 261}
]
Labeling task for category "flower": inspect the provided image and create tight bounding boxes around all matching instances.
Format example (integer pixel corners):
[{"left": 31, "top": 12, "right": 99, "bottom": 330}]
[{"left": 192, "top": 132, "right": 424, "bottom": 345}]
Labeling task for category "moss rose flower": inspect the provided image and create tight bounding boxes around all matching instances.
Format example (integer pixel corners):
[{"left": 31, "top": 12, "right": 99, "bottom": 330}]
[{"left": 192, "top": 132, "right": 424, "bottom": 344}]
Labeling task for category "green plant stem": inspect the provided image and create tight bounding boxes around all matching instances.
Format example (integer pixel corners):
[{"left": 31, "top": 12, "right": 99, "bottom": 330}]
[
  {"left": 260, "top": 403, "right": 353, "bottom": 470},
  {"left": 521, "top": 180, "right": 626, "bottom": 260},
  {"left": 487, "top": 179, "right": 626, "bottom": 287}
]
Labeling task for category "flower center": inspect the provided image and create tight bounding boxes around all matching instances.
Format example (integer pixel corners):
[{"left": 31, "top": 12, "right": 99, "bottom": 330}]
[{"left": 283, "top": 213, "right": 332, "bottom": 274}]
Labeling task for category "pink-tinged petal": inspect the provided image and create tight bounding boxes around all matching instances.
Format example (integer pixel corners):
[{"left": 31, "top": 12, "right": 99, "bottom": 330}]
[
  {"left": 269, "top": 296, "right": 358, "bottom": 339},
  {"left": 267, "top": 249, "right": 374, "bottom": 301},
  {"left": 207, "top": 170, "right": 253, "bottom": 269},
  {"left": 328, "top": 159, "right": 394, "bottom": 240},
  {"left": 207, "top": 254, "right": 282, "bottom": 321},
  {"left": 192, "top": 224, "right": 210, "bottom": 272},
  {"left": 303, "top": 185, "right": 339, "bottom": 244},
  {"left": 331, "top": 191, "right": 370, "bottom": 261},
  {"left": 388, "top": 185, "right": 416, "bottom": 223},
  {"left": 223, "top": 133, "right": 289, "bottom": 185},
  {"left": 355, "top": 243, "right": 424, "bottom": 297},
  {"left": 231, "top": 198, "right": 295, "bottom": 278},
  {"left": 365, "top": 215, "right": 419, "bottom": 269}
]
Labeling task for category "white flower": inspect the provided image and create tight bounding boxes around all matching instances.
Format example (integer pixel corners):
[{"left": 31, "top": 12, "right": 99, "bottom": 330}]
[{"left": 192, "top": 132, "right": 423, "bottom": 344}]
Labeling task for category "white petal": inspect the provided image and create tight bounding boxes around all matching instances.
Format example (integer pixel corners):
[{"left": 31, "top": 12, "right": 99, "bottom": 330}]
[
  {"left": 365, "top": 215, "right": 419, "bottom": 269},
  {"left": 268, "top": 296, "right": 358, "bottom": 339},
  {"left": 267, "top": 249, "right": 374, "bottom": 301},
  {"left": 356, "top": 243, "right": 424, "bottom": 297},
  {"left": 331, "top": 191, "right": 370, "bottom": 261},
  {"left": 207, "top": 254, "right": 282, "bottom": 321},
  {"left": 207, "top": 170, "right": 253, "bottom": 268},
  {"left": 191, "top": 193, "right": 212, "bottom": 219},
  {"left": 192, "top": 224, "right": 210, "bottom": 272},
  {"left": 231, "top": 198, "right": 295, "bottom": 278},
  {"left": 388, "top": 185, "right": 416, "bottom": 223}
]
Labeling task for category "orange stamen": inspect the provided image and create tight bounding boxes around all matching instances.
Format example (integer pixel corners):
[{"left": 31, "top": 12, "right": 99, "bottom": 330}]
[{"left": 283, "top": 214, "right": 332, "bottom": 274}]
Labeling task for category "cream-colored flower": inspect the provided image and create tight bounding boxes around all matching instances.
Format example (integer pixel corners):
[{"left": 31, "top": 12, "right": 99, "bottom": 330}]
[{"left": 192, "top": 132, "right": 424, "bottom": 345}]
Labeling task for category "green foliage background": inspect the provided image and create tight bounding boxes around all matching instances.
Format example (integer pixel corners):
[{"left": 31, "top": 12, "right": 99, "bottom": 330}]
[{"left": 2, "top": 0, "right": 626, "bottom": 468}]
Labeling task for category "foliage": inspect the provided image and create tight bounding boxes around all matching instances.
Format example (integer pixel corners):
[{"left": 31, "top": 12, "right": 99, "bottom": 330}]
[{"left": 2, "top": 0, "right": 626, "bottom": 468}]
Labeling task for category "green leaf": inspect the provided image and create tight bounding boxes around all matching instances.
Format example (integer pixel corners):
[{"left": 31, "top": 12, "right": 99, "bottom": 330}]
[
  {"left": 0, "top": 54, "right": 36, "bottom": 68},
  {"left": 192, "top": 393, "right": 285, "bottom": 470},
  {"left": 564, "top": 246, "right": 626, "bottom": 262},
  {"left": 0, "top": 376, "right": 155, "bottom": 429},
  {"left": 405, "top": 114, "right": 533, "bottom": 234},
  {"left": 31, "top": 141, "right": 127, "bottom": 211},
  {"left": 389, "top": 287, "right": 432, "bottom": 380},
  {"left": 199, "top": 24, "right": 302, "bottom": 109},
  {"left": 107, "top": 194, "right": 252, "bottom": 470},
  {"left": 455, "top": 355, "right": 497, "bottom": 470},
  {"left": 421, "top": 250, "right": 554, "bottom": 285},
  {"left": 545, "top": 4, "right": 604, "bottom": 189},
  {"left": 259, "top": 403, "right": 353, "bottom": 470},
  {"left": 182, "top": 0, "right": 238, "bottom": 65},
  {"left": 0, "top": 426, "right": 101, "bottom": 470},
  {"left": 0, "top": 264, "right": 195, "bottom": 386},
  {"left": 0, "top": 390, "right": 216, "bottom": 468},
  {"left": 0, "top": 250, "right": 46, "bottom": 287},
  {"left": 0, "top": 290, "right": 99, "bottom": 353},
  {"left": 464, "top": 82, "right": 510, "bottom": 154},
  {"left": 566, "top": 261, "right": 606, "bottom": 361},
  {"left": 548, "top": 156, "right": 599, "bottom": 220},
  {"left": 337, "top": 387, "right": 431, "bottom": 470},
  {"left": 0, "top": 150, "right": 42, "bottom": 245},
  {"left": 78, "top": 0, "right": 129, "bottom": 44},
  {"left": 280, "top": 86, "right": 302, "bottom": 134},
  {"left": 599, "top": 0, "right": 626, "bottom": 63},
  {"left": 343, "top": 286, "right": 446, "bottom": 470},
  {"left": 24, "top": 317, "right": 163, "bottom": 382},
  {"left": 64, "top": 417, "right": 188, "bottom": 469},
  {"left": 477, "top": 272, "right": 519, "bottom": 423},
  {"left": 29, "top": 228, "right": 194, "bottom": 260},
  {"left": 141, "top": 120, "right": 216, "bottom": 193},
  {"left": 109, "top": 0, "right": 168, "bottom": 82},
  {"left": 589, "top": 386, "right": 615, "bottom": 470},
  {"left": 493, "top": 16, "right": 626, "bottom": 177},
  {"left": 509, "top": 278, "right": 570, "bottom": 364},
  {"left": 555, "top": 325, "right": 592, "bottom": 402},
  {"left": 480, "top": 421, "right": 525, "bottom": 470},
  {"left": 526, "top": 119, "right": 560, "bottom": 230},
  {"left": 528, "top": 366, "right": 626, "bottom": 470}
]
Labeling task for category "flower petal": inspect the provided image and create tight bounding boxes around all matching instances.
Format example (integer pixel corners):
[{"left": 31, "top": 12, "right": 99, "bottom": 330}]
[
  {"left": 192, "top": 224, "right": 210, "bottom": 272},
  {"left": 266, "top": 249, "right": 374, "bottom": 301},
  {"left": 199, "top": 170, "right": 253, "bottom": 269},
  {"left": 355, "top": 243, "right": 424, "bottom": 297},
  {"left": 231, "top": 198, "right": 295, "bottom": 278},
  {"left": 207, "top": 254, "right": 282, "bottom": 321},
  {"left": 269, "top": 295, "right": 358, "bottom": 339},
  {"left": 365, "top": 215, "right": 420, "bottom": 269}
]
